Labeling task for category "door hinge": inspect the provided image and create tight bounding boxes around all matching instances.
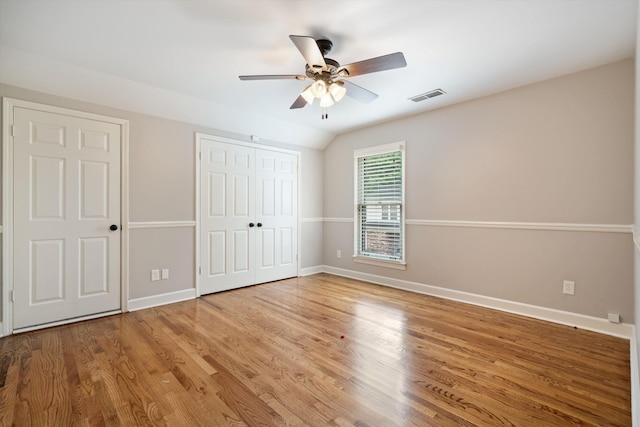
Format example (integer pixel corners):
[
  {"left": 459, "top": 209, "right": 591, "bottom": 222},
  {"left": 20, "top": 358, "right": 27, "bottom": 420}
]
[
  {"left": 199, "top": 151, "right": 202, "bottom": 160},
  {"left": 198, "top": 266, "right": 201, "bottom": 275},
  {"left": 10, "top": 125, "right": 15, "bottom": 137},
  {"left": 9, "top": 290, "right": 14, "bottom": 302}
]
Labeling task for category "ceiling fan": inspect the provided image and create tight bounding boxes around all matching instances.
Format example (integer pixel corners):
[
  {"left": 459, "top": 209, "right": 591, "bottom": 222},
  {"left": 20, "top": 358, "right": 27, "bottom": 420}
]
[{"left": 239, "top": 35, "right": 407, "bottom": 119}]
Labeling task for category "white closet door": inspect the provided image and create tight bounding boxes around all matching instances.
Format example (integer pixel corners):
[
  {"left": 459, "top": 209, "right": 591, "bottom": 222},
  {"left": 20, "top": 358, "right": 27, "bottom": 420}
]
[
  {"left": 12, "top": 106, "right": 121, "bottom": 329},
  {"left": 255, "top": 149, "right": 298, "bottom": 284},
  {"left": 199, "top": 138, "right": 298, "bottom": 295},
  {"left": 200, "top": 140, "right": 255, "bottom": 294}
]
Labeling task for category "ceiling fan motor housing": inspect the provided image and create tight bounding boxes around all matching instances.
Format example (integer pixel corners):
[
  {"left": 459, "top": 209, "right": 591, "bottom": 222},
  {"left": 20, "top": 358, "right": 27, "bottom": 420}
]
[
  {"left": 315, "top": 39, "right": 333, "bottom": 56},
  {"left": 306, "top": 57, "right": 341, "bottom": 79}
]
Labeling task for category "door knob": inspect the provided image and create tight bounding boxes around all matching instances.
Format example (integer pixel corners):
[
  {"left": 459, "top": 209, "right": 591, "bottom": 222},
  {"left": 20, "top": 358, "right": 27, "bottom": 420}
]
[
  {"left": 109, "top": 224, "right": 119, "bottom": 231},
  {"left": 249, "top": 222, "right": 255, "bottom": 228},
  {"left": 257, "top": 223, "right": 263, "bottom": 228}
]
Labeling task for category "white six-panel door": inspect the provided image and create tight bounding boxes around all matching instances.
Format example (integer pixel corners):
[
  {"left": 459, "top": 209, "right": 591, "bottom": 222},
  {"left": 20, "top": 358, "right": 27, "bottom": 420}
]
[
  {"left": 255, "top": 149, "right": 298, "bottom": 284},
  {"left": 199, "top": 138, "right": 297, "bottom": 294},
  {"left": 200, "top": 141, "right": 255, "bottom": 293},
  {"left": 12, "top": 106, "right": 121, "bottom": 329}
]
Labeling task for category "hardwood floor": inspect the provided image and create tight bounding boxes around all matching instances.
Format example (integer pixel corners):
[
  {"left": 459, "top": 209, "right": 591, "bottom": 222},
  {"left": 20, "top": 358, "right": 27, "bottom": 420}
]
[{"left": 0, "top": 273, "right": 631, "bottom": 426}]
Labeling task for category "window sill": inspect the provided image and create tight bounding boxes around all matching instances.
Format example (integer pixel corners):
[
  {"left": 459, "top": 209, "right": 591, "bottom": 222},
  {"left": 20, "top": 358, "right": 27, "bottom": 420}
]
[{"left": 353, "top": 256, "right": 406, "bottom": 270}]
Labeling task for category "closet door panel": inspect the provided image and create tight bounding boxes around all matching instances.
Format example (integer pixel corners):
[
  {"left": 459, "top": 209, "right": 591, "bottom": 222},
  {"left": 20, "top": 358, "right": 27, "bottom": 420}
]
[
  {"left": 200, "top": 140, "right": 255, "bottom": 294},
  {"left": 255, "top": 149, "right": 298, "bottom": 284}
]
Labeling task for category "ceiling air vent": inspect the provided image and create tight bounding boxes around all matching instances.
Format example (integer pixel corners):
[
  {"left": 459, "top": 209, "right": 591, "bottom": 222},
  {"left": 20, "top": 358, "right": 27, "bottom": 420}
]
[{"left": 409, "top": 89, "right": 446, "bottom": 102}]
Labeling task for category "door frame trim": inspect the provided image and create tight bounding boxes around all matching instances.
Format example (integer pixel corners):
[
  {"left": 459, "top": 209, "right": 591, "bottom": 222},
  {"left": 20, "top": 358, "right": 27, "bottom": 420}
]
[
  {"left": 1, "top": 98, "right": 130, "bottom": 336},
  {"left": 194, "top": 132, "right": 301, "bottom": 297}
]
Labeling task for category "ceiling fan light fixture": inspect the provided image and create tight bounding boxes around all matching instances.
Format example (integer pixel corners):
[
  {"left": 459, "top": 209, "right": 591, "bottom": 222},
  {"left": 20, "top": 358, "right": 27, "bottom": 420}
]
[
  {"left": 301, "top": 85, "right": 315, "bottom": 104},
  {"left": 310, "top": 80, "right": 327, "bottom": 98},
  {"left": 329, "top": 81, "right": 346, "bottom": 102},
  {"left": 320, "top": 93, "right": 334, "bottom": 108}
]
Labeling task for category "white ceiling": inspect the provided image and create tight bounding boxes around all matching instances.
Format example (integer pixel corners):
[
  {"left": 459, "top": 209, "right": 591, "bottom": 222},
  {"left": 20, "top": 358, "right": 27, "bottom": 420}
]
[{"left": 0, "top": 0, "right": 637, "bottom": 149}]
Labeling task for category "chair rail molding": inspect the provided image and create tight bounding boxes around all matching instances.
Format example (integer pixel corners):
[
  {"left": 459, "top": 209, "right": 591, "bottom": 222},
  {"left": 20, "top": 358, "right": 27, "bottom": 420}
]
[
  {"left": 324, "top": 217, "right": 632, "bottom": 234},
  {"left": 128, "top": 220, "right": 196, "bottom": 229},
  {"left": 300, "top": 218, "right": 324, "bottom": 223}
]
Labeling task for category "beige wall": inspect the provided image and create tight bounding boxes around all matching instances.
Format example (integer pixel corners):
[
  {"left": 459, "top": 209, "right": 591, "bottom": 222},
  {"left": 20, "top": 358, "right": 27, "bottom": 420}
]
[
  {"left": 128, "top": 227, "right": 195, "bottom": 300},
  {"left": 300, "top": 148, "right": 324, "bottom": 269},
  {"left": 0, "top": 83, "right": 324, "bottom": 307},
  {"left": 324, "top": 59, "right": 635, "bottom": 322},
  {"left": 129, "top": 115, "right": 195, "bottom": 222}
]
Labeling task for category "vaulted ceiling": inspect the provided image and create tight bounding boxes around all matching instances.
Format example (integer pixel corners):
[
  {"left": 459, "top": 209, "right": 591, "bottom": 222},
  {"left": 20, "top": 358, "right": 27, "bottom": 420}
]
[{"left": 0, "top": 0, "right": 637, "bottom": 149}]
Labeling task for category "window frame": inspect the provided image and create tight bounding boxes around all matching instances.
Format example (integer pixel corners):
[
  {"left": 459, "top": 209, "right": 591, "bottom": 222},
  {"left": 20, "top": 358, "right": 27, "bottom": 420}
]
[{"left": 353, "top": 141, "right": 406, "bottom": 270}]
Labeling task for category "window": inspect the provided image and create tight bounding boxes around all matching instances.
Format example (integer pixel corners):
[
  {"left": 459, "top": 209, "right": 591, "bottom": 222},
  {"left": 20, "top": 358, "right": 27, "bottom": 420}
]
[{"left": 354, "top": 141, "right": 405, "bottom": 269}]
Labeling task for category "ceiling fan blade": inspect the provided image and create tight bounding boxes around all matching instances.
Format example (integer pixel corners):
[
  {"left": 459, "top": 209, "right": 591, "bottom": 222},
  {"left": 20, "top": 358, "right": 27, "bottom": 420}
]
[
  {"left": 343, "top": 80, "right": 378, "bottom": 103},
  {"left": 290, "top": 95, "right": 308, "bottom": 109},
  {"left": 340, "top": 52, "right": 407, "bottom": 77},
  {"left": 239, "top": 74, "right": 305, "bottom": 81},
  {"left": 289, "top": 35, "right": 326, "bottom": 72}
]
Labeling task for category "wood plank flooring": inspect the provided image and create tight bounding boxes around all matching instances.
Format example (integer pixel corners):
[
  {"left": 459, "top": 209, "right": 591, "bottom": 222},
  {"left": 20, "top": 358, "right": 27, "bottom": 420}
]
[{"left": 0, "top": 273, "right": 631, "bottom": 426}]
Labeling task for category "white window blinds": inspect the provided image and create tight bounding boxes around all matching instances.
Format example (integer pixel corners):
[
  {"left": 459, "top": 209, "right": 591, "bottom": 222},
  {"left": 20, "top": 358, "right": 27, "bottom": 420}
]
[{"left": 354, "top": 142, "right": 405, "bottom": 264}]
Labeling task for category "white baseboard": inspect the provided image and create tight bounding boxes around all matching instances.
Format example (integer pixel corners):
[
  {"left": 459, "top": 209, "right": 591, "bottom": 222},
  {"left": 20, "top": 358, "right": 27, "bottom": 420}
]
[
  {"left": 128, "top": 288, "right": 196, "bottom": 312},
  {"left": 320, "top": 265, "right": 633, "bottom": 339},
  {"left": 299, "top": 265, "right": 325, "bottom": 276}
]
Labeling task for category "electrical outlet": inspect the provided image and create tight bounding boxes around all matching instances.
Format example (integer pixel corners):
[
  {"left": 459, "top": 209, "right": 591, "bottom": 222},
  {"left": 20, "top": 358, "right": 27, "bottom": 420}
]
[
  {"left": 337, "top": 250, "right": 342, "bottom": 258},
  {"left": 151, "top": 269, "right": 160, "bottom": 281},
  {"left": 562, "top": 280, "right": 575, "bottom": 295},
  {"left": 161, "top": 268, "right": 169, "bottom": 280}
]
